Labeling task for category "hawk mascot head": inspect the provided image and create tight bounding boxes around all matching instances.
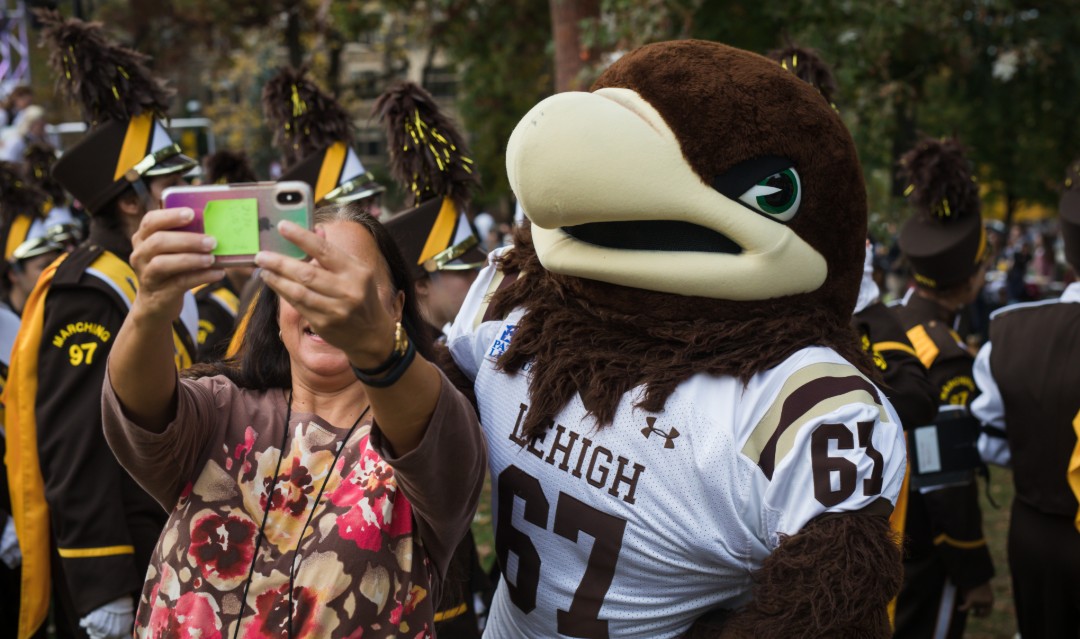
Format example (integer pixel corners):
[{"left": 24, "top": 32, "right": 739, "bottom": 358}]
[{"left": 493, "top": 40, "right": 871, "bottom": 438}]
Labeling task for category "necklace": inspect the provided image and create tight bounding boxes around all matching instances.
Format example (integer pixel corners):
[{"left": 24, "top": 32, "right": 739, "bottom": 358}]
[{"left": 233, "top": 390, "right": 371, "bottom": 639}]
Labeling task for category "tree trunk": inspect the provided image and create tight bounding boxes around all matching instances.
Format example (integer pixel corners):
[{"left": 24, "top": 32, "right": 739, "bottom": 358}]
[
  {"left": 549, "top": 0, "right": 600, "bottom": 92},
  {"left": 285, "top": 3, "right": 303, "bottom": 69},
  {"left": 327, "top": 32, "right": 343, "bottom": 97}
]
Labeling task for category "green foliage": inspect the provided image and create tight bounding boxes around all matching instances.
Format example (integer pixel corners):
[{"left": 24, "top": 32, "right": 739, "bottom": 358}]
[
  {"left": 202, "top": 34, "right": 280, "bottom": 178},
  {"left": 381, "top": 0, "right": 553, "bottom": 212},
  {"left": 439, "top": 0, "right": 553, "bottom": 211},
  {"left": 922, "top": 2, "right": 1080, "bottom": 216},
  {"left": 53, "top": 0, "right": 1078, "bottom": 228}
]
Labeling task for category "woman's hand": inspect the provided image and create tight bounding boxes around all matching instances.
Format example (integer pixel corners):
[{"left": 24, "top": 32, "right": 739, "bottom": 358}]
[
  {"left": 255, "top": 220, "right": 398, "bottom": 368},
  {"left": 130, "top": 208, "right": 223, "bottom": 323}
]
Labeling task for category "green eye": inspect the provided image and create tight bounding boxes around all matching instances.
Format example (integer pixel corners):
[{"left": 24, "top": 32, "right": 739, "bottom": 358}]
[{"left": 738, "top": 168, "right": 801, "bottom": 222}]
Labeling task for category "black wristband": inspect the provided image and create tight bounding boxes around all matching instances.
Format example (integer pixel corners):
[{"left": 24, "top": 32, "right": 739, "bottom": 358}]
[
  {"left": 354, "top": 343, "right": 401, "bottom": 376},
  {"left": 353, "top": 322, "right": 408, "bottom": 376},
  {"left": 353, "top": 337, "right": 416, "bottom": 388}
]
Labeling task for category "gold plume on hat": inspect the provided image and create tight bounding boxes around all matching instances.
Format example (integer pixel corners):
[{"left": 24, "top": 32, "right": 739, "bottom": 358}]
[
  {"left": 373, "top": 82, "right": 479, "bottom": 211},
  {"left": 261, "top": 66, "right": 354, "bottom": 169},
  {"left": 766, "top": 45, "right": 839, "bottom": 108},
  {"left": 36, "top": 9, "right": 172, "bottom": 125},
  {"left": 899, "top": 136, "right": 981, "bottom": 222}
]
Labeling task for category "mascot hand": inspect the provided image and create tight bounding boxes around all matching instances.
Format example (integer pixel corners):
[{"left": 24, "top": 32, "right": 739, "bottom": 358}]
[{"left": 686, "top": 507, "right": 902, "bottom": 639}]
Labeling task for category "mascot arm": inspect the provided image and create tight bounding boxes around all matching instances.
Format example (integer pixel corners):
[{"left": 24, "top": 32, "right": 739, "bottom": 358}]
[
  {"left": 688, "top": 395, "right": 907, "bottom": 638},
  {"left": 686, "top": 504, "right": 901, "bottom": 639}
]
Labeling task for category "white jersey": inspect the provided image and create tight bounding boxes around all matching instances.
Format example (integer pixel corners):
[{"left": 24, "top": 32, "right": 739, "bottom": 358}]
[{"left": 448, "top": 255, "right": 907, "bottom": 639}]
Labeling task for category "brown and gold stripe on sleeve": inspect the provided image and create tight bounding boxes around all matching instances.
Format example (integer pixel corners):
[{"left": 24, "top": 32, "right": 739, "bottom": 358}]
[{"left": 742, "top": 362, "right": 890, "bottom": 480}]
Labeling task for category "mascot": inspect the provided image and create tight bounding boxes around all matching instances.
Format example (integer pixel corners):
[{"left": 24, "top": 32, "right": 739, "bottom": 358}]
[{"left": 447, "top": 40, "right": 906, "bottom": 637}]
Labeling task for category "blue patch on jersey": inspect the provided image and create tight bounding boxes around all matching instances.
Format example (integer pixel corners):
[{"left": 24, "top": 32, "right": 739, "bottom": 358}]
[{"left": 488, "top": 324, "right": 516, "bottom": 361}]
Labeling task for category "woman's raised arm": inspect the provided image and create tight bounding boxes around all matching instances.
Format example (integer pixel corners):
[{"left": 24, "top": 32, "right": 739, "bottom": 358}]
[
  {"left": 256, "top": 220, "right": 443, "bottom": 456},
  {"left": 108, "top": 208, "right": 222, "bottom": 432}
]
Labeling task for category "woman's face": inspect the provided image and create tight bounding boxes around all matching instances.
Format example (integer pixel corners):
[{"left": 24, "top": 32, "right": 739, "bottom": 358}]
[{"left": 278, "top": 220, "right": 403, "bottom": 387}]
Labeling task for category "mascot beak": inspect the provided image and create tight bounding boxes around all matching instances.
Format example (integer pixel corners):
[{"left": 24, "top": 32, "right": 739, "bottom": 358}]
[{"left": 506, "top": 87, "right": 828, "bottom": 301}]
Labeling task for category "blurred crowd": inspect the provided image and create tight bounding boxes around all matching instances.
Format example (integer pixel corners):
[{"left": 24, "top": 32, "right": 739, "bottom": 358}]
[{"left": 874, "top": 217, "right": 1076, "bottom": 349}]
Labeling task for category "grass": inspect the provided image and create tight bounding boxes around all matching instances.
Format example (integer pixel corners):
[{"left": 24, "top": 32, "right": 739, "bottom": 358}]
[
  {"left": 470, "top": 466, "right": 1023, "bottom": 637},
  {"left": 966, "top": 467, "right": 1018, "bottom": 639},
  {"left": 473, "top": 472, "right": 495, "bottom": 573}
]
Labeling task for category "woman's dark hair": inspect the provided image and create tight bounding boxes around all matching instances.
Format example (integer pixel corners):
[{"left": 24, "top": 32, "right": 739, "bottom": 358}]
[{"left": 185, "top": 201, "right": 435, "bottom": 388}]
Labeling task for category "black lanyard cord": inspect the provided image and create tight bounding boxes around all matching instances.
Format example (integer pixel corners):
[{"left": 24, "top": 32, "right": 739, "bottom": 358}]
[
  {"left": 231, "top": 393, "right": 370, "bottom": 639},
  {"left": 233, "top": 389, "right": 292, "bottom": 639},
  {"left": 287, "top": 404, "right": 370, "bottom": 637}
]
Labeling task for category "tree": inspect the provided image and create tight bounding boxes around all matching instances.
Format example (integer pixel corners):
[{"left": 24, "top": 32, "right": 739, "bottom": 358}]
[
  {"left": 924, "top": 2, "right": 1080, "bottom": 227},
  {"left": 550, "top": 0, "right": 600, "bottom": 91}
]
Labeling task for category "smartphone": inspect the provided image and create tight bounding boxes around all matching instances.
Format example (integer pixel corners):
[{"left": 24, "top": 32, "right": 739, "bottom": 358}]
[{"left": 162, "top": 181, "right": 313, "bottom": 265}]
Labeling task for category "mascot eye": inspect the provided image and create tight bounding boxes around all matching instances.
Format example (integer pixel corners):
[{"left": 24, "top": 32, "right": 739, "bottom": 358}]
[{"left": 738, "top": 168, "right": 801, "bottom": 222}]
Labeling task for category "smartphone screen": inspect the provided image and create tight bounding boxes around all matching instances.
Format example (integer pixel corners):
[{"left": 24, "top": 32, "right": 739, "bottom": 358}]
[{"left": 163, "top": 181, "right": 312, "bottom": 265}]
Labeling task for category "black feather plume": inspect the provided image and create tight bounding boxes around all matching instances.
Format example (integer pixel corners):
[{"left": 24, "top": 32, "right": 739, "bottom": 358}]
[
  {"left": 899, "top": 137, "right": 980, "bottom": 222},
  {"left": 767, "top": 45, "right": 838, "bottom": 106},
  {"left": 36, "top": 9, "right": 172, "bottom": 125},
  {"left": 0, "top": 162, "right": 49, "bottom": 227},
  {"left": 22, "top": 142, "right": 68, "bottom": 206},
  {"left": 373, "top": 81, "right": 478, "bottom": 210},
  {"left": 202, "top": 150, "right": 259, "bottom": 184},
  {"left": 261, "top": 67, "right": 353, "bottom": 169}
]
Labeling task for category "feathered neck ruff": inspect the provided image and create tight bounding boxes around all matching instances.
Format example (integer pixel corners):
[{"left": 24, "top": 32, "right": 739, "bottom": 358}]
[{"left": 489, "top": 226, "right": 874, "bottom": 439}]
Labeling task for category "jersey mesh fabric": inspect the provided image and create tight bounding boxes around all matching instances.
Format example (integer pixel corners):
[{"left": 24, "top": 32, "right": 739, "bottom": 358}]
[{"left": 448, "top": 256, "right": 907, "bottom": 638}]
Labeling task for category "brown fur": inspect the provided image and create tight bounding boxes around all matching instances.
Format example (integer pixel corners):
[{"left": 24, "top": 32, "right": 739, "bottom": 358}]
[
  {"left": 685, "top": 511, "right": 902, "bottom": 638},
  {"left": 490, "top": 225, "right": 874, "bottom": 439}
]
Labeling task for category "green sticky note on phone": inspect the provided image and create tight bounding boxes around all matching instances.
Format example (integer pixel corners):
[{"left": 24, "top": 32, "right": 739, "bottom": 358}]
[{"left": 204, "top": 198, "right": 259, "bottom": 256}]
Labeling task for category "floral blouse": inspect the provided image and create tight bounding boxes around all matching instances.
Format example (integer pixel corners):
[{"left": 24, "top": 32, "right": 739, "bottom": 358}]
[{"left": 102, "top": 370, "right": 485, "bottom": 639}]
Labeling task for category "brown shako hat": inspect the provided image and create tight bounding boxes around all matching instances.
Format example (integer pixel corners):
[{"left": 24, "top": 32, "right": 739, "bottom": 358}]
[
  {"left": 37, "top": 10, "right": 196, "bottom": 215},
  {"left": 374, "top": 82, "right": 484, "bottom": 279},
  {"left": 1059, "top": 159, "right": 1080, "bottom": 271},
  {"left": 898, "top": 137, "right": 987, "bottom": 291},
  {"left": 262, "top": 67, "right": 383, "bottom": 206}
]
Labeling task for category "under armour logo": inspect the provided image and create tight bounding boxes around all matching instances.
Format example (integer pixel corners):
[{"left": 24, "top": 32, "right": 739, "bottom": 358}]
[{"left": 641, "top": 416, "right": 679, "bottom": 449}]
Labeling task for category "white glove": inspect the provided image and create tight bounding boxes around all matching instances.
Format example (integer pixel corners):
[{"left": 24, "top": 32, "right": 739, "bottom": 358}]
[
  {"left": 0, "top": 516, "right": 20, "bottom": 568},
  {"left": 79, "top": 596, "right": 134, "bottom": 639}
]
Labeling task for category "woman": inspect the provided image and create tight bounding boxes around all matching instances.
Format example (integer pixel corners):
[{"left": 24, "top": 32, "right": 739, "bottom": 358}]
[{"left": 103, "top": 202, "right": 485, "bottom": 638}]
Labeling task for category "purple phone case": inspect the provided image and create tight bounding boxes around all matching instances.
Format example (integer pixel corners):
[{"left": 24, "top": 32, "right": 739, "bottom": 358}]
[{"left": 162, "top": 181, "right": 312, "bottom": 265}]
